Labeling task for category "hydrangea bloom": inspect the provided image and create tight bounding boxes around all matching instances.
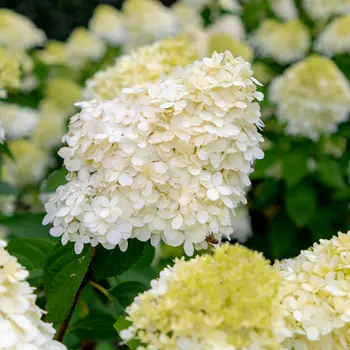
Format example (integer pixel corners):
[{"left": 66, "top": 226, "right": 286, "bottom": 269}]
[
  {"left": 66, "top": 27, "right": 106, "bottom": 67},
  {"left": 123, "top": 0, "right": 180, "bottom": 51},
  {"left": 268, "top": 0, "right": 298, "bottom": 20},
  {"left": 230, "top": 205, "right": 252, "bottom": 243},
  {"left": 251, "top": 19, "right": 310, "bottom": 65},
  {"left": 31, "top": 100, "right": 67, "bottom": 149},
  {"left": 89, "top": 4, "right": 127, "bottom": 46},
  {"left": 36, "top": 40, "right": 67, "bottom": 66},
  {"left": 276, "top": 231, "right": 350, "bottom": 349},
  {"left": 45, "top": 78, "right": 82, "bottom": 114},
  {"left": 209, "top": 34, "right": 253, "bottom": 62},
  {"left": 303, "top": 0, "right": 350, "bottom": 21},
  {"left": 315, "top": 15, "right": 350, "bottom": 56},
  {"left": 84, "top": 37, "right": 198, "bottom": 100},
  {"left": 269, "top": 55, "right": 350, "bottom": 140},
  {"left": 182, "top": 0, "right": 241, "bottom": 12},
  {"left": 0, "top": 46, "right": 21, "bottom": 96},
  {"left": 0, "top": 239, "right": 66, "bottom": 349},
  {"left": 44, "top": 51, "right": 264, "bottom": 255},
  {"left": 0, "top": 102, "right": 39, "bottom": 139},
  {"left": 0, "top": 9, "right": 46, "bottom": 50},
  {"left": 120, "top": 243, "right": 285, "bottom": 349},
  {"left": 207, "top": 15, "right": 246, "bottom": 41},
  {"left": 0, "top": 195, "right": 15, "bottom": 216},
  {"left": 0, "top": 121, "right": 5, "bottom": 144},
  {"left": 2, "top": 140, "right": 51, "bottom": 187}
]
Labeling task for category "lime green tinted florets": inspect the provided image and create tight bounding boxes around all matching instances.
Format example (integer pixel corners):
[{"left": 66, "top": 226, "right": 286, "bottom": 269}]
[
  {"left": 0, "top": 46, "right": 21, "bottom": 95},
  {"left": 122, "top": 244, "right": 285, "bottom": 350},
  {"left": 84, "top": 36, "right": 198, "bottom": 100}
]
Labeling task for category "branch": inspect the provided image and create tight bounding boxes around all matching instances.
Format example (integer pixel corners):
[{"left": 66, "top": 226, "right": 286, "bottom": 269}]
[{"left": 55, "top": 247, "right": 96, "bottom": 342}]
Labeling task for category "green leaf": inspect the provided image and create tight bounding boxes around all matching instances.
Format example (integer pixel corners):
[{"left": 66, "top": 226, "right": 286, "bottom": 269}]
[
  {"left": 308, "top": 209, "right": 334, "bottom": 242},
  {"left": 282, "top": 149, "right": 309, "bottom": 187},
  {"left": 0, "top": 213, "right": 49, "bottom": 238},
  {"left": 41, "top": 167, "right": 68, "bottom": 193},
  {"left": 92, "top": 239, "right": 145, "bottom": 281},
  {"left": 316, "top": 158, "right": 346, "bottom": 189},
  {"left": 44, "top": 243, "right": 91, "bottom": 322},
  {"left": 285, "top": 182, "right": 317, "bottom": 228},
  {"left": 132, "top": 243, "right": 155, "bottom": 269},
  {"left": 69, "top": 311, "right": 118, "bottom": 341},
  {"left": 267, "top": 212, "right": 297, "bottom": 259},
  {"left": 114, "top": 316, "right": 141, "bottom": 350},
  {"left": 110, "top": 281, "right": 147, "bottom": 309},
  {"left": 6, "top": 237, "right": 55, "bottom": 278},
  {"left": 0, "top": 181, "right": 18, "bottom": 195},
  {"left": 250, "top": 147, "right": 278, "bottom": 180},
  {"left": 0, "top": 142, "right": 14, "bottom": 159}
]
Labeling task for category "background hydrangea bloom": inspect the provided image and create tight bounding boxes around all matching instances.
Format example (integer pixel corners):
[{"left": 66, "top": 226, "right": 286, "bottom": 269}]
[
  {"left": 251, "top": 19, "right": 310, "bottom": 65},
  {"left": 268, "top": 0, "right": 298, "bottom": 20},
  {"left": 302, "top": 0, "right": 350, "bottom": 21},
  {"left": 84, "top": 36, "right": 198, "bottom": 100},
  {"left": 315, "top": 15, "right": 350, "bottom": 56},
  {"left": 44, "top": 51, "right": 264, "bottom": 255},
  {"left": 2, "top": 140, "right": 51, "bottom": 188},
  {"left": 207, "top": 15, "right": 246, "bottom": 42},
  {"left": 0, "top": 103, "right": 39, "bottom": 140},
  {"left": 0, "top": 9, "right": 46, "bottom": 50},
  {"left": 269, "top": 55, "right": 350, "bottom": 140},
  {"left": 0, "top": 239, "right": 66, "bottom": 349},
  {"left": 0, "top": 46, "right": 21, "bottom": 96},
  {"left": 120, "top": 243, "right": 285, "bottom": 349},
  {"left": 88, "top": 4, "right": 127, "bottom": 46},
  {"left": 276, "top": 231, "right": 350, "bottom": 349}
]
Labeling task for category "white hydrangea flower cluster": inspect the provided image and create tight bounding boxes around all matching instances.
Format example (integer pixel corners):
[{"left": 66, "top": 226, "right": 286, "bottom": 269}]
[
  {"left": 44, "top": 51, "right": 264, "bottom": 255},
  {"left": 182, "top": 0, "right": 241, "bottom": 12},
  {"left": 269, "top": 55, "right": 350, "bottom": 140},
  {"left": 251, "top": 19, "right": 310, "bottom": 65},
  {"left": 315, "top": 15, "right": 350, "bottom": 56},
  {"left": 276, "top": 231, "right": 350, "bottom": 349},
  {"left": 207, "top": 15, "right": 246, "bottom": 42},
  {"left": 303, "top": 0, "right": 350, "bottom": 21},
  {"left": 88, "top": 4, "right": 127, "bottom": 47},
  {"left": 269, "top": 0, "right": 299, "bottom": 20},
  {"left": 0, "top": 102, "right": 39, "bottom": 140},
  {"left": 0, "top": 9, "right": 46, "bottom": 50},
  {"left": 0, "top": 239, "right": 66, "bottom": 350}
]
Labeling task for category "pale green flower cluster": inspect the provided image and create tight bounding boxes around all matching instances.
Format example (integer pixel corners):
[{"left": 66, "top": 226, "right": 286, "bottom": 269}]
[
  {"left": 276, "top": 231, "right": 350, "bottom": 349},
  {"left": 251, "top": 19, "right": 310, "bottom": 65},
  {"left": 84, "top": 36, "right": 198, "bottom": 100},
  {"left": 269, "top": 0, "right": 298, "bottom": 20},
  {"left": 122, "top": 232, "right": 350, "bottom": 349},
  {"left": 121, "top": 243, "right": 285, "bottom": 350},
  {"left": 315, "top": 15, "right": 350, "bottom": 56},
  {"left": 269, "top": 55, "right": 350, "bottom": 140}
]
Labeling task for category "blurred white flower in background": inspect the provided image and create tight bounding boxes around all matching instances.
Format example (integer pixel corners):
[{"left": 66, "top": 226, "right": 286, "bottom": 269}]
[
  {"left": 251, "top": 19, "right": 310, "bottom": 65},
  {"left": 89, "top": 4, "right": 127, "bottom": 46},
  {"left": 66, "top": 27, "right": 106, "bottom": 67},
  {"left": 270, "top": 55, "right": 350, "bottom": 140},
  {"left": 303, "top": 0, "right": 350, "bottom": 21},
  {"left": 36, "top": 40, "right": 68, "bottom": 66},
  {"left": 230, "top": 205, "right": 252, "bottom": 243},
  {"left": 315, "top": 15, "right": 350, "bottom": 56},
  {"left": 0, "top": 103, "right": 39, "bottom": 139},
  {"left": 269, "top": 0, "right": 298, "bottom": 21},
  {"left": 123, "top": 0, "right": 180, "bottom": 51},
  {"left": 2, "top": 140, "right": 51, "bottom": 188},
  {"left": 0, "top": 120, "right": 5, "bottom": 144},
  {"left": 0, "top": 9, "right": 46, "bottom": 50},
  {"left": 44, "top": 51, "right": 264, "bottom": 255},
  {"left": 208, "top": 15, "right": 246, "bottom": 41},
  {"left": 0, "top": 239, "right": 67, "bottom": 349},
  {"left": 276, "top": 231, "right": 350, "bottom": 349}
]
